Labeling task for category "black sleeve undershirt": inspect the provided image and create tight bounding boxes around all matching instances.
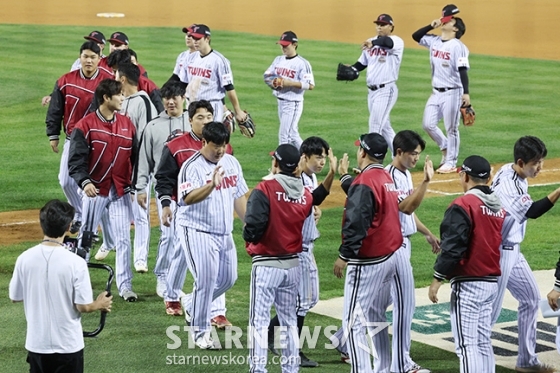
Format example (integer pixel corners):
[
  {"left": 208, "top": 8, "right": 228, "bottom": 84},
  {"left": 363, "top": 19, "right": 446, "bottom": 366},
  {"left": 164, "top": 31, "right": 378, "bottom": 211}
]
[{"left": 525, "top": 196, "right": 554, "bottom": 219}]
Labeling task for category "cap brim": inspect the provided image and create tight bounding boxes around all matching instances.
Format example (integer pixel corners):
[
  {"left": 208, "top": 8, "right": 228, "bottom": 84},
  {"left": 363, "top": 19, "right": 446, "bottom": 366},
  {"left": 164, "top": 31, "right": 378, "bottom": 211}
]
[
  {"left": 108, "top": 39, "right": 125, "bottom": 45},
  {"left": 182, "top": 27, "right": 191, "bottom": 33},
  {"left": 374, "top": 21, "right": 391, "bottom": 25},
  {"left": 190, "top": 32, "right": 206, "bottom": 39},
  {"left": 269, "top": 151, "right": 276, "bottom": 156},
  {"left": 277, "top": 40, "right": 292, "bottom": 46},
  {"left": 354, "top": 139, "right": 361, "bottom": 146},
  {"left": 84, "top": 36, "right": 103, "bottom": 44},
  {"left": 441, "top": 15, "right": 454, "bottom": 23}
]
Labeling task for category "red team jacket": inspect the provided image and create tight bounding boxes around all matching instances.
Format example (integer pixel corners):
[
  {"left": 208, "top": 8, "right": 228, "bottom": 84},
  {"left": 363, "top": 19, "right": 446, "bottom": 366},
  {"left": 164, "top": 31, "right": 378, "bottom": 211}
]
[
  {"left": 339, "top": 164, "right": 403, "bottom": 261},
  {"left": 244, "top": 179, "right": 314, "bottom": 257},
  {"left": 46, "top": 69, "right": 113, "bottom": 139},
  {"left": 154, "top": 131, "right": 233, "bottom": 207},
  {"left": 68, "top": 111, "right": 137, "bottom": 197},
  {"left": 435, "top": 192, "right": 504, "bottom": 280}
]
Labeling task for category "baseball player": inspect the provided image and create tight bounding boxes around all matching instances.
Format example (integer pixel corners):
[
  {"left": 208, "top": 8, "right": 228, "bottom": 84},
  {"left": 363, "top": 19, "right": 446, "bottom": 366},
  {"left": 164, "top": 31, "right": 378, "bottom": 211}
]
[
  {"left": 177, "top": 122, "right": 248, "bottom": 349},
  {"left": 429, "top": 155, "right": 505, "bottom": 373},
  {"left": 244, "top": 144, "right": 314, "bottom": 373},
  {"left": 332, "top": 131, "right": 437, "bottom": 373},
  {"left": 46, "top": 41, "right": 113, "bottom": 233},
  {"left": 178, "top": 24, "right": 248, "bottom": 124},
  {"left": 267, "top": 137, "right": 337, "bottom": 367},
  {"left": 106, "top": 49, "right": 164, "bottom": 113},
  {"left": 166, "top": 24, "right": 198, "bottom": 87},
  {"left": 412, "top": 5, "right": 470, "bottom": 174},
  {"left": 154, "top": 100, "right": 232, "bottom": 322},
  {"left": 346, "top": 14, "right": 404, "bottom": 154},
  {"left": 333, "top": 133, "right": 403, "bottom": 373},
  {"left": 264, "top": 31, "right": 315, "bottom": 149},
  {"left": 68, "top": 78, "right": 138, "bottom": 301},
  {"left": 116, "top": 62, "right": 156, "bottom": 273},
  {"left": 490, "top": 136, "right": 560, "bottom": 373}
]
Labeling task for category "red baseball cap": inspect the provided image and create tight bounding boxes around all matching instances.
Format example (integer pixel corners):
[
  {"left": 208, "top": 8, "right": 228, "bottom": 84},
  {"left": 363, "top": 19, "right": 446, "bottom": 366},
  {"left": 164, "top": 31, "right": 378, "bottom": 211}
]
[
  {"left": 84, "top": 31, "right": 106, "bottom": 44},
  {"left": 441, "top": 4, "right": 460, "bottom": 23},
  {"left": 277, "top": 31, "right": 298, "bottom": 46},
  {"left": 108, "top": 31, "right": 129, "bottom": 46},
  {"left": 182, "top": 24, "right": 197, "bottom": 34},
  {"left": 374, "top": 14, "right": 394, "bottom": 25},
  {"left": 189, "top": 24, "right": 211, "bottom": 39}
]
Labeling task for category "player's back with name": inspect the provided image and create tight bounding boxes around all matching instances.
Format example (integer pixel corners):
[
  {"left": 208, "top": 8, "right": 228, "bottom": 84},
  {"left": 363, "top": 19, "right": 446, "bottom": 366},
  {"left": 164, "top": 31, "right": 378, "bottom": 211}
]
[{"left": 175, "top": 152, "right": 246, "bottom": 233}]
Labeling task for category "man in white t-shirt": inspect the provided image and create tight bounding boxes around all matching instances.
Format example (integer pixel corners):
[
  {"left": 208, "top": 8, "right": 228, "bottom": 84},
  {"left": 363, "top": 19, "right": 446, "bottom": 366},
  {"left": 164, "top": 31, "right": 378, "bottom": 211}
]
[{"left": 9, "top": 199, "right": 112, "bottom": 373}]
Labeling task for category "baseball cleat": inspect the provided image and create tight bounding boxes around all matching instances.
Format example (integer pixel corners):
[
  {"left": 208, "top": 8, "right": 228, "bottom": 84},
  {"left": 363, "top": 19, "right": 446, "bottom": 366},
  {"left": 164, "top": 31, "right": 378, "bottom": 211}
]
[
  {"left": 436, "top": 163, "right": 457, "bottom": 174},
  {"left": 121, "top": 289, "right": 138, "bottom": 302},
  {"left": 515, "top": 364, "right": 556, "bottom": 373},
  {"left": 340, "top": 352, "right": 350, "bottom": 364},
  {"left": 210, "top": 315, "right": 232, "bottom": 329},
  {"left": 94, "top": 245, "right": 112, "bottom": 261},
  {"left": 406, "top": 364, "right": 432, "bottom": 373},
  {"left": 69, "top": 221, "right": 82, "bottom": 234},
  {"left": 194, "top": 334, "right": 222, "bottom": 350},
  {"left": 156, "top": 278, "right": 166, "bottom": 298},
  {"left": 299, "top": 351, "right": 319, "bottom": 368},
  {"left": 165, "top": 301, "right": 183, "bottom": 316},
  {"left": 134, "top": 261, "right": 148, "bottom": 273}
]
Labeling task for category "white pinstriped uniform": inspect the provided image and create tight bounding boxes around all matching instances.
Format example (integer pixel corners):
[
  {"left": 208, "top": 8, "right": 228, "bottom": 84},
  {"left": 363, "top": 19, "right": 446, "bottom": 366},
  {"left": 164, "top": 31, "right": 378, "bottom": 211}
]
[
  {"left": 265, "top": 54, "right": 314, "bottom": 149},
  {"left": 297, "top": 172, "right": 320, "bottom": 316},
  {"left": 80, "top": 185, "right": 133, "bottom": 294},
  {"left": 249, "top": 264, "right": 300, "bottom": 373},
  {"left": 177, "top": 152, "right": 248, "bottom": 341},
  {"left": 490, "top": 163, "right": 542, "bottom": 368},
  {"left": 451, "top": 280, "right": 498, "bottom": 373},
  {"left": 359, "top": 35, "right": 404, "bottom": 153},
  {"left": 181, "top": 50, "right": 233, "bottom": 121},
  {"left": 59, "top": 139, "right": 84, "bottom": 221},
  {"left": 174, "top": 50, "right": 199, "bottom": 103},
  {"left": 419, "top": 35, "right": 469, "bottom": 168},
  {"left": 120, "top": 92, "right": 157, "bottom": 266}
]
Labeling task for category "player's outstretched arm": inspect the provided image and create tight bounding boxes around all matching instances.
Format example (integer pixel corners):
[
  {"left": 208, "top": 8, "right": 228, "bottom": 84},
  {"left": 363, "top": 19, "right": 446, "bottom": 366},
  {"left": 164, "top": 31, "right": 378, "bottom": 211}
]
[
  {"left": 234, "top": 195, "right": 247, "bottom": 224},
  {"left": 399, "top": 155, "right": 434, "bottom": 214},
  {"left": 183, "top": 165, "right": 224, "bottom": 205},
  {"left": 225, "top": 89, "right": 246, "bottom": 123},
  {"left": 320, "top": 149, "right": 338, "bottom": 192}
]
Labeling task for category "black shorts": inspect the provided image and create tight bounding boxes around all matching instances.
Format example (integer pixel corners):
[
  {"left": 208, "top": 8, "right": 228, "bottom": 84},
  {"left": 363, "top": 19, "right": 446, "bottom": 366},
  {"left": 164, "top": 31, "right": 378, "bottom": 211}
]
[{"left": 27, "top": 349, "right": 84, "bottom": 373}]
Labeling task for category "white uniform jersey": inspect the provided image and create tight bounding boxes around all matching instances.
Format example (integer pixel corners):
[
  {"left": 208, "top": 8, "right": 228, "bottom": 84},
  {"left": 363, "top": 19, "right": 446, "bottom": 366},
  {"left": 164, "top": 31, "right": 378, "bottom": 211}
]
[
  {"left": 181, "top": 50, "right": 234, "bottom": 103},
  {"left": 385, "top": 165, "right": 417, "bottom": 236},
  {"left": 176, "top": 152, "right": 248, "bottom": 234},
  {"left": 301, "top": 172, "right": 320, "bottom": 246},
  {"left": 175, "top": 50, "right": 199, "bottom": 86},
  {"left": 491, "top": 163, "right": 531, "bottom": 245},
  {"left": 358, "top": 35, "right": 404, "bottom": 86},
  {"left": 120, "top": 91, "right": 157, "bottom": 143},
  {"left": 265, "top": 54, "right": 314, "bottom": 102},
  {"left": 419, "top": 35, "right": 469, "bottom": 88}
]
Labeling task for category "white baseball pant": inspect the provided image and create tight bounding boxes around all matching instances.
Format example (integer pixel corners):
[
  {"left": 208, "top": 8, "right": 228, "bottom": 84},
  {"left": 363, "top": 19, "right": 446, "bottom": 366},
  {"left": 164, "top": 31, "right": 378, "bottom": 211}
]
[
  {"left": 491, "top": 245, "right": 541, "bottom": 368},
  {"left": 249, "top": 264, "right": 300, "bottom": 373},
  {"left": 277, "top": 99, "right": 304, "bottom": 149},
  {"left": 296, "top": 246, "right": 319, "bottom": 316},
  {"left": 367, "top": 82, "right": 398, "bottom": 155},
  {"left": 59, "top": 139, "right": 82, "bottom": 221},
  {"left": 131, "top": 182, "right": 151, "bottom": 266}
]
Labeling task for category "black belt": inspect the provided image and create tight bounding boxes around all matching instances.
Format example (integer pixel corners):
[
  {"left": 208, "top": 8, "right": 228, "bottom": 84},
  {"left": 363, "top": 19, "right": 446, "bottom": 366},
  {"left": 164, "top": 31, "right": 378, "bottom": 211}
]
[
  {"left": 368, "top": 84, "right": 386, "bottom": 91},
  {"left": 434, "top": 87, "right": 458, "bottom": 92},
  {"left": 502, "top": 245, "right": 514, "bottom": 251}
]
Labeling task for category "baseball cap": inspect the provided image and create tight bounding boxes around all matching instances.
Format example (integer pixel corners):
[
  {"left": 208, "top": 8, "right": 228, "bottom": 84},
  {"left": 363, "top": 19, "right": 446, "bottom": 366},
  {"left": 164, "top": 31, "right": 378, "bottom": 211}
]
[
  {"left": 458, "top": 155, "right": 491, "bottom": 179},
  {"left": 374, "top": 14, "right": 394, "bottom": 25},
  {"left": 277, "top": 31, "right": 298, "bottom": 46},
  {"left": 108, "top": 31, "right": 129, "bottom": 46},
  {"left": 441, "top": 4, "right": 460, "bottom": 23},
  {"left": 182, "top": 24, "right": 197, "bottom": 34},
  {"left": 270, "top": 144, "right": 300, "bottom": 172},
  {"left": 84, "top": 31, "right": 106, "bottom": 44},
  {"left": 189, "top": 24, "right": 211, "bottom": 39},
  {"left": 354, "top": 133, "right": 388, "bottom": 159}
]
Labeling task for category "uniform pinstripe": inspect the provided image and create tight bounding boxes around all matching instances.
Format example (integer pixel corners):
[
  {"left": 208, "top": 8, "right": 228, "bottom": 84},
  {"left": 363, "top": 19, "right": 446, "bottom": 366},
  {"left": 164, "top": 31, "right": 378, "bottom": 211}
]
[
  {"left": 174, "top": 50, "right": 199, "bottom": 104},
  {"left": 177, "top": 152, "right": 248, "bottom": 340},
  {"left": 419, "top": 35, "right": 469, "bottom": 168},
  {"left": 249, "top": 265, "right": 300, "bottom": 373},
  {"left": 297, "top": 172, "right": 320, "bottom": 316},
  {"left": 120, "top": 91, "right": 157, "bottom": 267},
  {"left": 343, "top": 254, "right": 398, "bottom": 373},
  {"left": 80, "top": 185, "right": 133, "bottom": 294},
  {"left": 359, "top": 35, "right": 404, "bottom": 152},
  {"left": 181, "top": 50, "right": 233, "bottom": 121},
  {"left": 265, "top": 54, "right": 314, "bottom": 148},
  {"left": 490, "top": 163, "right": 541, "bottom": 368},
  {"left": 59, "top": 139, "right": 83, "bottom": 221},
  {"left": 451, "top": 280, "right": 498, "bottom": 373}
]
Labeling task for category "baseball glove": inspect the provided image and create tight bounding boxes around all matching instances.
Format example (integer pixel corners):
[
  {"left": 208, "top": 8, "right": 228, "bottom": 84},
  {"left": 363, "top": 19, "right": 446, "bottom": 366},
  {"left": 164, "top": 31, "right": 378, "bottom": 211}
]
[
  {"left": 336, "top": 63, "right": 359, "bottom": 81},
  {"left": 238, "top": 112, "right": 256, "bottom": 138},
  {"left": 461, "top": 105, "right": 476, "bottom": 126},
  {"left": 263, "top": 71, "right": 284, "bottom": 90},
  {"left": 222, "top": 109, "right": 236, "bottom": 133}
]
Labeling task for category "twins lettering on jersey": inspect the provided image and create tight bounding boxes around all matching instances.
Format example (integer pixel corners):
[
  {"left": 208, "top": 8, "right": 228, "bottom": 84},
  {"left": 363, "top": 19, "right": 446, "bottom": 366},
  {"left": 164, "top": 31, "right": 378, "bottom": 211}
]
[
  {"left": 367, "top": 48, "right": 388, "bottom": 57},
  {"left": 274, "top": 67, "right": 296, "bottom": 79},
  {"left": 384, "top": 183, "right": 397, "bottom": 192},
  {"left": 212, "top": 175, "right": 238, "bottom": 190},
  {"left": 275, "top": 192, "right": 307, "bottom": 205},
  {"left": 480, "top": 206, "right": 506, "bottom": 218},
  {"left": 188, "top": 66, "right": 212, "bottom": 78},
  {"left": 432, "top": 49, "right": 451, "bottom": 60}
]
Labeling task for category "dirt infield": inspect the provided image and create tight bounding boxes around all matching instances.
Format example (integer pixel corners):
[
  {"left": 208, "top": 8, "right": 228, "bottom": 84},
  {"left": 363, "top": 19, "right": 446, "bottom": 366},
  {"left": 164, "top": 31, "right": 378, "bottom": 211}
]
[{"left": 2, "top": 0, "right": 560, "bottom": 245}]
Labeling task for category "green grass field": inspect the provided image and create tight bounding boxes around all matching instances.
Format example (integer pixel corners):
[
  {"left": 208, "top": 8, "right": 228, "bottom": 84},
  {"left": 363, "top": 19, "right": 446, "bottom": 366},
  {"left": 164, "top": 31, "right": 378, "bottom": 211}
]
[{"left": 1, "top": 23, "right": 560, "bottom": 372}]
